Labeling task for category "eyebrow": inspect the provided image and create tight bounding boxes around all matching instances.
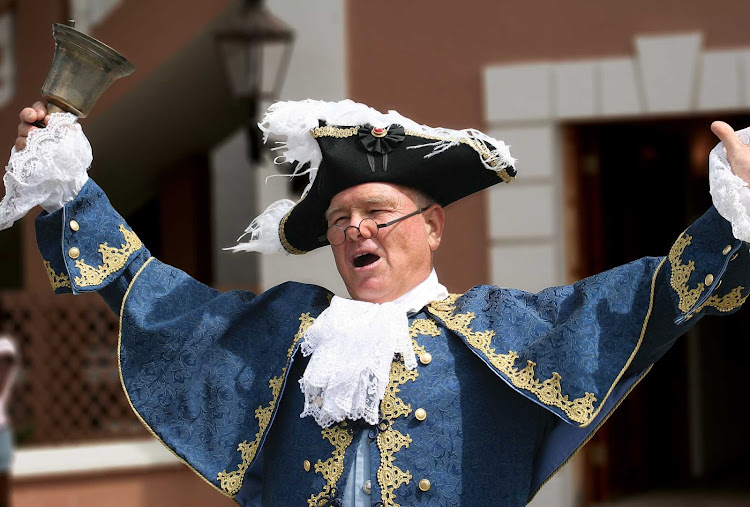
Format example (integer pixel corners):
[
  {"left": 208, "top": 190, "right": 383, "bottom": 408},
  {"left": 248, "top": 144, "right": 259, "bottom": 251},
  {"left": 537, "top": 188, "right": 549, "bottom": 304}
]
[{"left": 325, "top": 194, "right": 399, "bottom": 222}]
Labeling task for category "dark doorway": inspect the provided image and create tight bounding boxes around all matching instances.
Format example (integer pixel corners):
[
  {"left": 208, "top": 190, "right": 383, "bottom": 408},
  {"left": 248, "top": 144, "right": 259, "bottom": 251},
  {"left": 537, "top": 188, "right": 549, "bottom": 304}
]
[{"left": 567, "top": 114, "right": 750, "bottom": 503}]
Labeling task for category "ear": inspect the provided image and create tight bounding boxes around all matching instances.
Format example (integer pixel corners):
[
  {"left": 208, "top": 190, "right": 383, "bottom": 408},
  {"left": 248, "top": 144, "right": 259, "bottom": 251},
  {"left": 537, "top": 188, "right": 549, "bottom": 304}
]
[{"left": 423, "top": 204, "right": 445, "bottom": 251}]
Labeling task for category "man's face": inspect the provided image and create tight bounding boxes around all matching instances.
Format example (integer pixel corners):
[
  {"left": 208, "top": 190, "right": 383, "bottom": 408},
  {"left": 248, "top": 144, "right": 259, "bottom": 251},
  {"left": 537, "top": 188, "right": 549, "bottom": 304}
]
[{"left": 326, "top": 183, "right": 444, "bottom": 303}]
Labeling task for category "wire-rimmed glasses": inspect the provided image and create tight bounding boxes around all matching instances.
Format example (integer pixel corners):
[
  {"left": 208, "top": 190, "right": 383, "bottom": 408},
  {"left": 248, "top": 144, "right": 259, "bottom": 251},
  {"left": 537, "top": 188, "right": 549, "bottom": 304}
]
[{"left": 320, "top": 207, "right": 429, "bottom": 246}]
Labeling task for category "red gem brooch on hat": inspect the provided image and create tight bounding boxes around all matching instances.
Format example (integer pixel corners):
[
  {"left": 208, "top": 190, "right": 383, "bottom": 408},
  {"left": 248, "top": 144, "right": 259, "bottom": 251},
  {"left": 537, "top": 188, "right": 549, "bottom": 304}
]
[{"left": 358, "top": 124, "right": 406, "bottom": 154}]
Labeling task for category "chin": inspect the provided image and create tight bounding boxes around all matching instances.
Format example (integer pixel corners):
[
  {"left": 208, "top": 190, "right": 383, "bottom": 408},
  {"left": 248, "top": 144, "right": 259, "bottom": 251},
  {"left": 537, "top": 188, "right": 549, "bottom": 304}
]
[
  {"left": 348, "top": 281, "right": 390, "bottom": 303},
  {"left": 350, "top": 288, "right": 384, "bottom": 303}
]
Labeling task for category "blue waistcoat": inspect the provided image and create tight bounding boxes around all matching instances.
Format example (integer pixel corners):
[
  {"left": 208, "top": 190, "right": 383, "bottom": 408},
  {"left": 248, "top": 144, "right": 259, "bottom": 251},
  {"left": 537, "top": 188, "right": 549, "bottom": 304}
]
[{"left": 35, "top": 180, "right": 750, "bottom": 506}]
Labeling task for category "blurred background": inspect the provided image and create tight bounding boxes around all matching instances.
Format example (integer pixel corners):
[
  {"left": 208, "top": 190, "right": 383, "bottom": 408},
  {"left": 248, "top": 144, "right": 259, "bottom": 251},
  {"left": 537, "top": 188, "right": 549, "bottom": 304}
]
[{"left": 0, "top": 0, "right": 750, "bottom": 505}]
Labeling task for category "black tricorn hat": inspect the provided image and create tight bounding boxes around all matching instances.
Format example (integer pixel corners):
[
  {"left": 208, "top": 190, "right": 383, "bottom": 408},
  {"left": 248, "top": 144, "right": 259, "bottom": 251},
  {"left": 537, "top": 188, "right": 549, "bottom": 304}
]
[{"left": 228, "top": 99, "right": 516, "bottom": 255}]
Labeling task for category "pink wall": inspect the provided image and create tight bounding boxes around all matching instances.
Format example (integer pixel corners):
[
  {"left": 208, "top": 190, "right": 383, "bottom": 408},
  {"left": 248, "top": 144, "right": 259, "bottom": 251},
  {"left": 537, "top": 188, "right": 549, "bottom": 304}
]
[{"left": 13, "top": 466, "right": 236, "bottom": 507}]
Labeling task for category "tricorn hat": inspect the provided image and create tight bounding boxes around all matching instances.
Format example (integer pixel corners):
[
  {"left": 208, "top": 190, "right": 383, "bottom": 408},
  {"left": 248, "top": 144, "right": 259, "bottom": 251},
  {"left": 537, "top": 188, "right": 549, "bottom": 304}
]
[{"left": 229, "top": 99, "right": 516, "bottom": 255}]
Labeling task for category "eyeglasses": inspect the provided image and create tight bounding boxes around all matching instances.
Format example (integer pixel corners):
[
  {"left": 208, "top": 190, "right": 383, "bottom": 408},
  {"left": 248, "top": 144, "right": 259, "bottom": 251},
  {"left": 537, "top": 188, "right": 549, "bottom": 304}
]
[{"left": 320, "top": 207, "right": 429, "bottom": 246}]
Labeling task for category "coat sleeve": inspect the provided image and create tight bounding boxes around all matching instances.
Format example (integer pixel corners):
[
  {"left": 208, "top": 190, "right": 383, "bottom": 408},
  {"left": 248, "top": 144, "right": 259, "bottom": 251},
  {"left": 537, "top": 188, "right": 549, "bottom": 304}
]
[
  {"left": 35, "top": 178, "right": 151, "bottom": 307},
  {"left": 626, "top": 206, "right": 749, "bottom": 372},
  {"left": 527, "top": 206, "right": 749, "bottom": 498},
  {"left": 430, "top": 206, "right": 748, "bottom": 429},
  {"left": 35, "top": 179, "right": 331, "bottom": 503}
]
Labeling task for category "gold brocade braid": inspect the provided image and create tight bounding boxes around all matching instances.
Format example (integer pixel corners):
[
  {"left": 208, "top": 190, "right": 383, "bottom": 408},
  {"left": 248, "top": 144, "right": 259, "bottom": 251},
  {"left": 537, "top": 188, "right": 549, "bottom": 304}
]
[
  {"left": 427, "top": 295, "right": 596, "bottom": 425},
  {"left": 310, "top": 126, "right": 359, "bottom": 138},
  {"left": 307, "top": 422, "right": 355, "bottom": 506},
  {"left": 409, "top": 319, "right": 439, "bottom": 360},
  {"left": 279, "top": 211, "right": 307, "bottom": 255},
  {"left": 408, "top": 318, "right": 440, "bottom": 338},
  {"left": 693, "top": 286, "right": 748, "bottom": 315},
  {"left": 373, "top": 319, "right": 439, "bottom": 507},
  {"left": 73, "top": 225, "right": 143, "bottom": 287},
  {"left": 376, "top": 358, "right": 416, "bottom": 507},
  {"left": 218, "top": 313, "right": 315, "bottom": 497},
  {"left": 668, "top": 233, "right": 705, "bottom": 313},
  {"left": 668, "top": 232, "right": 747, "bottom": 319},
  {"left": 44, "top": 261, "right": 71, "bottom": 290},
  {"left": 404, "top": 129, "right": 513, "bottom": 180}
]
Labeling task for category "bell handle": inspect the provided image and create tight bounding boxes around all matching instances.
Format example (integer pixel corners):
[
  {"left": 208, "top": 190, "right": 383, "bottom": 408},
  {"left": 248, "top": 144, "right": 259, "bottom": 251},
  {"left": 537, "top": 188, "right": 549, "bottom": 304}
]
[{"left": 30, "top": 104, "right": 65, "bottom": 129}]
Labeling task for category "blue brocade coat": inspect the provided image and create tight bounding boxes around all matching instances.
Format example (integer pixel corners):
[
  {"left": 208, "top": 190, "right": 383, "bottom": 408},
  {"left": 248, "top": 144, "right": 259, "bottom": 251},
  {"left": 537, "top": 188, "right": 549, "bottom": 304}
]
[{"left": 35, "top": 180, "right": 750, "bottom": 506}]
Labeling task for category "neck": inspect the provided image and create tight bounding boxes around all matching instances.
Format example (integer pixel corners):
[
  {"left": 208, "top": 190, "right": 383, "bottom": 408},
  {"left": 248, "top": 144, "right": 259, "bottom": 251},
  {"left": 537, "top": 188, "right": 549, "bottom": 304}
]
[{"left": 354, "top": 269, "right": 439, "bottom": 304}]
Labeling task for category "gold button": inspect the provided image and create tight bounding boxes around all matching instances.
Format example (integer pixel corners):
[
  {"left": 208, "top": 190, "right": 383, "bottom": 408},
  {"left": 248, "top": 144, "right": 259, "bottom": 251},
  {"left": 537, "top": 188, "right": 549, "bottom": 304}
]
[
  {"left": 723, "top": 245, "right": 732, "bottom": 255},
  {"left": 303, "top": 459, "right": 311, "bottom": 472},
  {"left": 68, "top": 247, "right": 80, "bottom": 259},
  {"left": 69, "top": 220, "right": 79, "bottom": 232},
  {"left": 419, "top": 352, "right": 432, "bottom": 365},
  {"left": 704, "top": 274, "right": 714, "bottom": 286},
  {"left": 414, "top": 408, "right": 427, "bottom": 421},
  {"left": 362, "top": 479, "right": 372, "bottom": 495},
  {"left": 418, "top": 478, "right": 431, "bottom": 492}
]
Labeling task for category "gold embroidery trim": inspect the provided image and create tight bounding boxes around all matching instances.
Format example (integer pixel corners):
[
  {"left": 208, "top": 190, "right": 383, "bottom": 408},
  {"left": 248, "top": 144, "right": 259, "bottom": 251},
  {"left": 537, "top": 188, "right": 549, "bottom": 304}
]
[
  {"left": 409, "top": 318, "right": 440, "bottom": 360},
  {"left": 694, "top": 286, "right": 747, "bottom": 315},
  {"left": 278, "top": 210, "right": 307, "bottom": 255},
  {"left": 428, "top": 295, "right": 596, "bottom": 425},
  {"left": 668, "top": 232, "right": 747, "bottom": 319},
  {"left": 377, "top": 358, "right": 417, "bottom": 507},
  {"left": 404, "top": 129, "right": 514, "bottom": 181},
  {"left": 73, "top": 225, "right": 143, "bottom": 287},
  {"left": 668, "top": 233, "right": 704, "bottom": 313},
  {"left": 218, "top": 313, "right": 315, "bottom": 497},
  {"left": 44, "top": 260, "right": 71, "bottom": 290},
  {"left": 375, "top": 319, "right": 438, "bottom": 507},
  {"left": 307, "top": 422, "right": 355, "bottom": 506},
  {"left": 310, "top": 125, "right": 359, "bottom": 138},
  {"left": 408, "top": 318, "right": 440, "bottom": 339}
]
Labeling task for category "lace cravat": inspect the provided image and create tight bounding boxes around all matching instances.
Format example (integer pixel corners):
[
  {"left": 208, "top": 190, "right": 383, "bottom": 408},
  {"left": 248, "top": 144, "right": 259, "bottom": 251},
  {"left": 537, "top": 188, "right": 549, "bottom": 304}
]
[{"left": 299, "top": 270, "right": 448, "bottom": 428}]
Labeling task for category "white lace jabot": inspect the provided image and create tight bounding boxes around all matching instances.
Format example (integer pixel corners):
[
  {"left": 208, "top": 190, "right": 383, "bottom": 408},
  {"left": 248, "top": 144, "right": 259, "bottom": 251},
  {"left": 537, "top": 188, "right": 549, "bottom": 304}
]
[{"left": 299, "top": 270, "right": 448, "bottom": 429}]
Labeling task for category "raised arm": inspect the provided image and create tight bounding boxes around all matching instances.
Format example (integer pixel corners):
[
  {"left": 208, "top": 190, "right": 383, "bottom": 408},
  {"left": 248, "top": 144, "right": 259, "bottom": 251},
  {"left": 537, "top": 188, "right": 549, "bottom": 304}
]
[{"left": 7, "top": 102, "right": 335, "bottom": 501}]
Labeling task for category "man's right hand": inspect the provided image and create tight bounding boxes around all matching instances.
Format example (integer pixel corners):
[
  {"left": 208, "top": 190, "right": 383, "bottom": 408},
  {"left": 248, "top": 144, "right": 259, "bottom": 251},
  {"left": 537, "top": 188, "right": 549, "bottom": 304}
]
[{"left": 15, "top": 101, "right": 49, "bottom": 151}]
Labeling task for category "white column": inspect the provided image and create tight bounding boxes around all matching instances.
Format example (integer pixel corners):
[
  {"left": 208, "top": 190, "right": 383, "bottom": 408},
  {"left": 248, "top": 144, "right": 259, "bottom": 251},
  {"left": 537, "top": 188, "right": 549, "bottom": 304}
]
[
  {"left": 210, "top": 129, "right": 258, "bottom": 288},
  {"left": 69, "top": 0, "right": 124, "bottom": 34},
  {"left": 0, "top": 12, "right": 15, "bottom": 108},
  {"left": 482, "top": 61, "right": 571, "bottom": 507},
  {"left": 255, "top": 0, "right": 348, "bottom": 293}
]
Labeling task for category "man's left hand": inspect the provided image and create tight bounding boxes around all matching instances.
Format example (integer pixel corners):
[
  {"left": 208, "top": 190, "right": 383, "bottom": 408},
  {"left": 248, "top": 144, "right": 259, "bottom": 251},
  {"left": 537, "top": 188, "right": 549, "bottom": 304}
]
[{"left": 712, "top": 121, "right": 750, "bottom": 185}]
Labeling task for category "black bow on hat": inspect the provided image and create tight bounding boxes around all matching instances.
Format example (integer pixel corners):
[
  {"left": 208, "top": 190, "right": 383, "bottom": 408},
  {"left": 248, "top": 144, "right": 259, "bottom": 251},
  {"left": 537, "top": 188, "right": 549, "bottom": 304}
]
[{"left": 358, "top": 124, "right": 406, "bottom": 154}]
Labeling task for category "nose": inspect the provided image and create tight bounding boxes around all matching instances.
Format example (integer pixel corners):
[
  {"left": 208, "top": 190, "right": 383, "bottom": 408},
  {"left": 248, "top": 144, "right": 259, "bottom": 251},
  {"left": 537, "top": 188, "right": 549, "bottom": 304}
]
[
  {"left": 344, "top": 224, "right": 361, "bottom": 241},
  {"left": 341, "top": 212, "right": 366, "bottom": 242}
]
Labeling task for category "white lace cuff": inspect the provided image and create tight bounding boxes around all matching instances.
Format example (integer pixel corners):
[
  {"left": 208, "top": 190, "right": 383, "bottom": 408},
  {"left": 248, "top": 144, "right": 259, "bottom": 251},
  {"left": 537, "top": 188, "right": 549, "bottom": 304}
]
[
  {"left": 709, "top": 126, "right": 750, "bottom": 243},
  {"left": 0, "top": 113, "right": 91, "bottom": 230}
]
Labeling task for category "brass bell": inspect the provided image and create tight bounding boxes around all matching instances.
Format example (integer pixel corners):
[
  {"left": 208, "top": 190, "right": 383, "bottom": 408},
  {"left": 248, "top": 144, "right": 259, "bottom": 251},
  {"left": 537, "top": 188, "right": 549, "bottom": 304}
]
[{"left": 41, "top": 21, "right": 134, "bottom": 117}]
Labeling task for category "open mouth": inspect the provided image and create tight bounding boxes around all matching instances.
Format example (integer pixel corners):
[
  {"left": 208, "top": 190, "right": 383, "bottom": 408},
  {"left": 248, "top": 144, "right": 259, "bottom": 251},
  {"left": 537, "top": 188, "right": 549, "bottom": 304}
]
[{"left": 353, "top": 253, "right": 380, "bottom": 268}]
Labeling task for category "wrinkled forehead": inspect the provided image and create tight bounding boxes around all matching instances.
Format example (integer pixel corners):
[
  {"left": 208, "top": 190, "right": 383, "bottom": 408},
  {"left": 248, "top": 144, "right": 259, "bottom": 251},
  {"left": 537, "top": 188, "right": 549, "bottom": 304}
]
[{"left": 325, "top": 183, "right": 413, "bottom": 219}]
